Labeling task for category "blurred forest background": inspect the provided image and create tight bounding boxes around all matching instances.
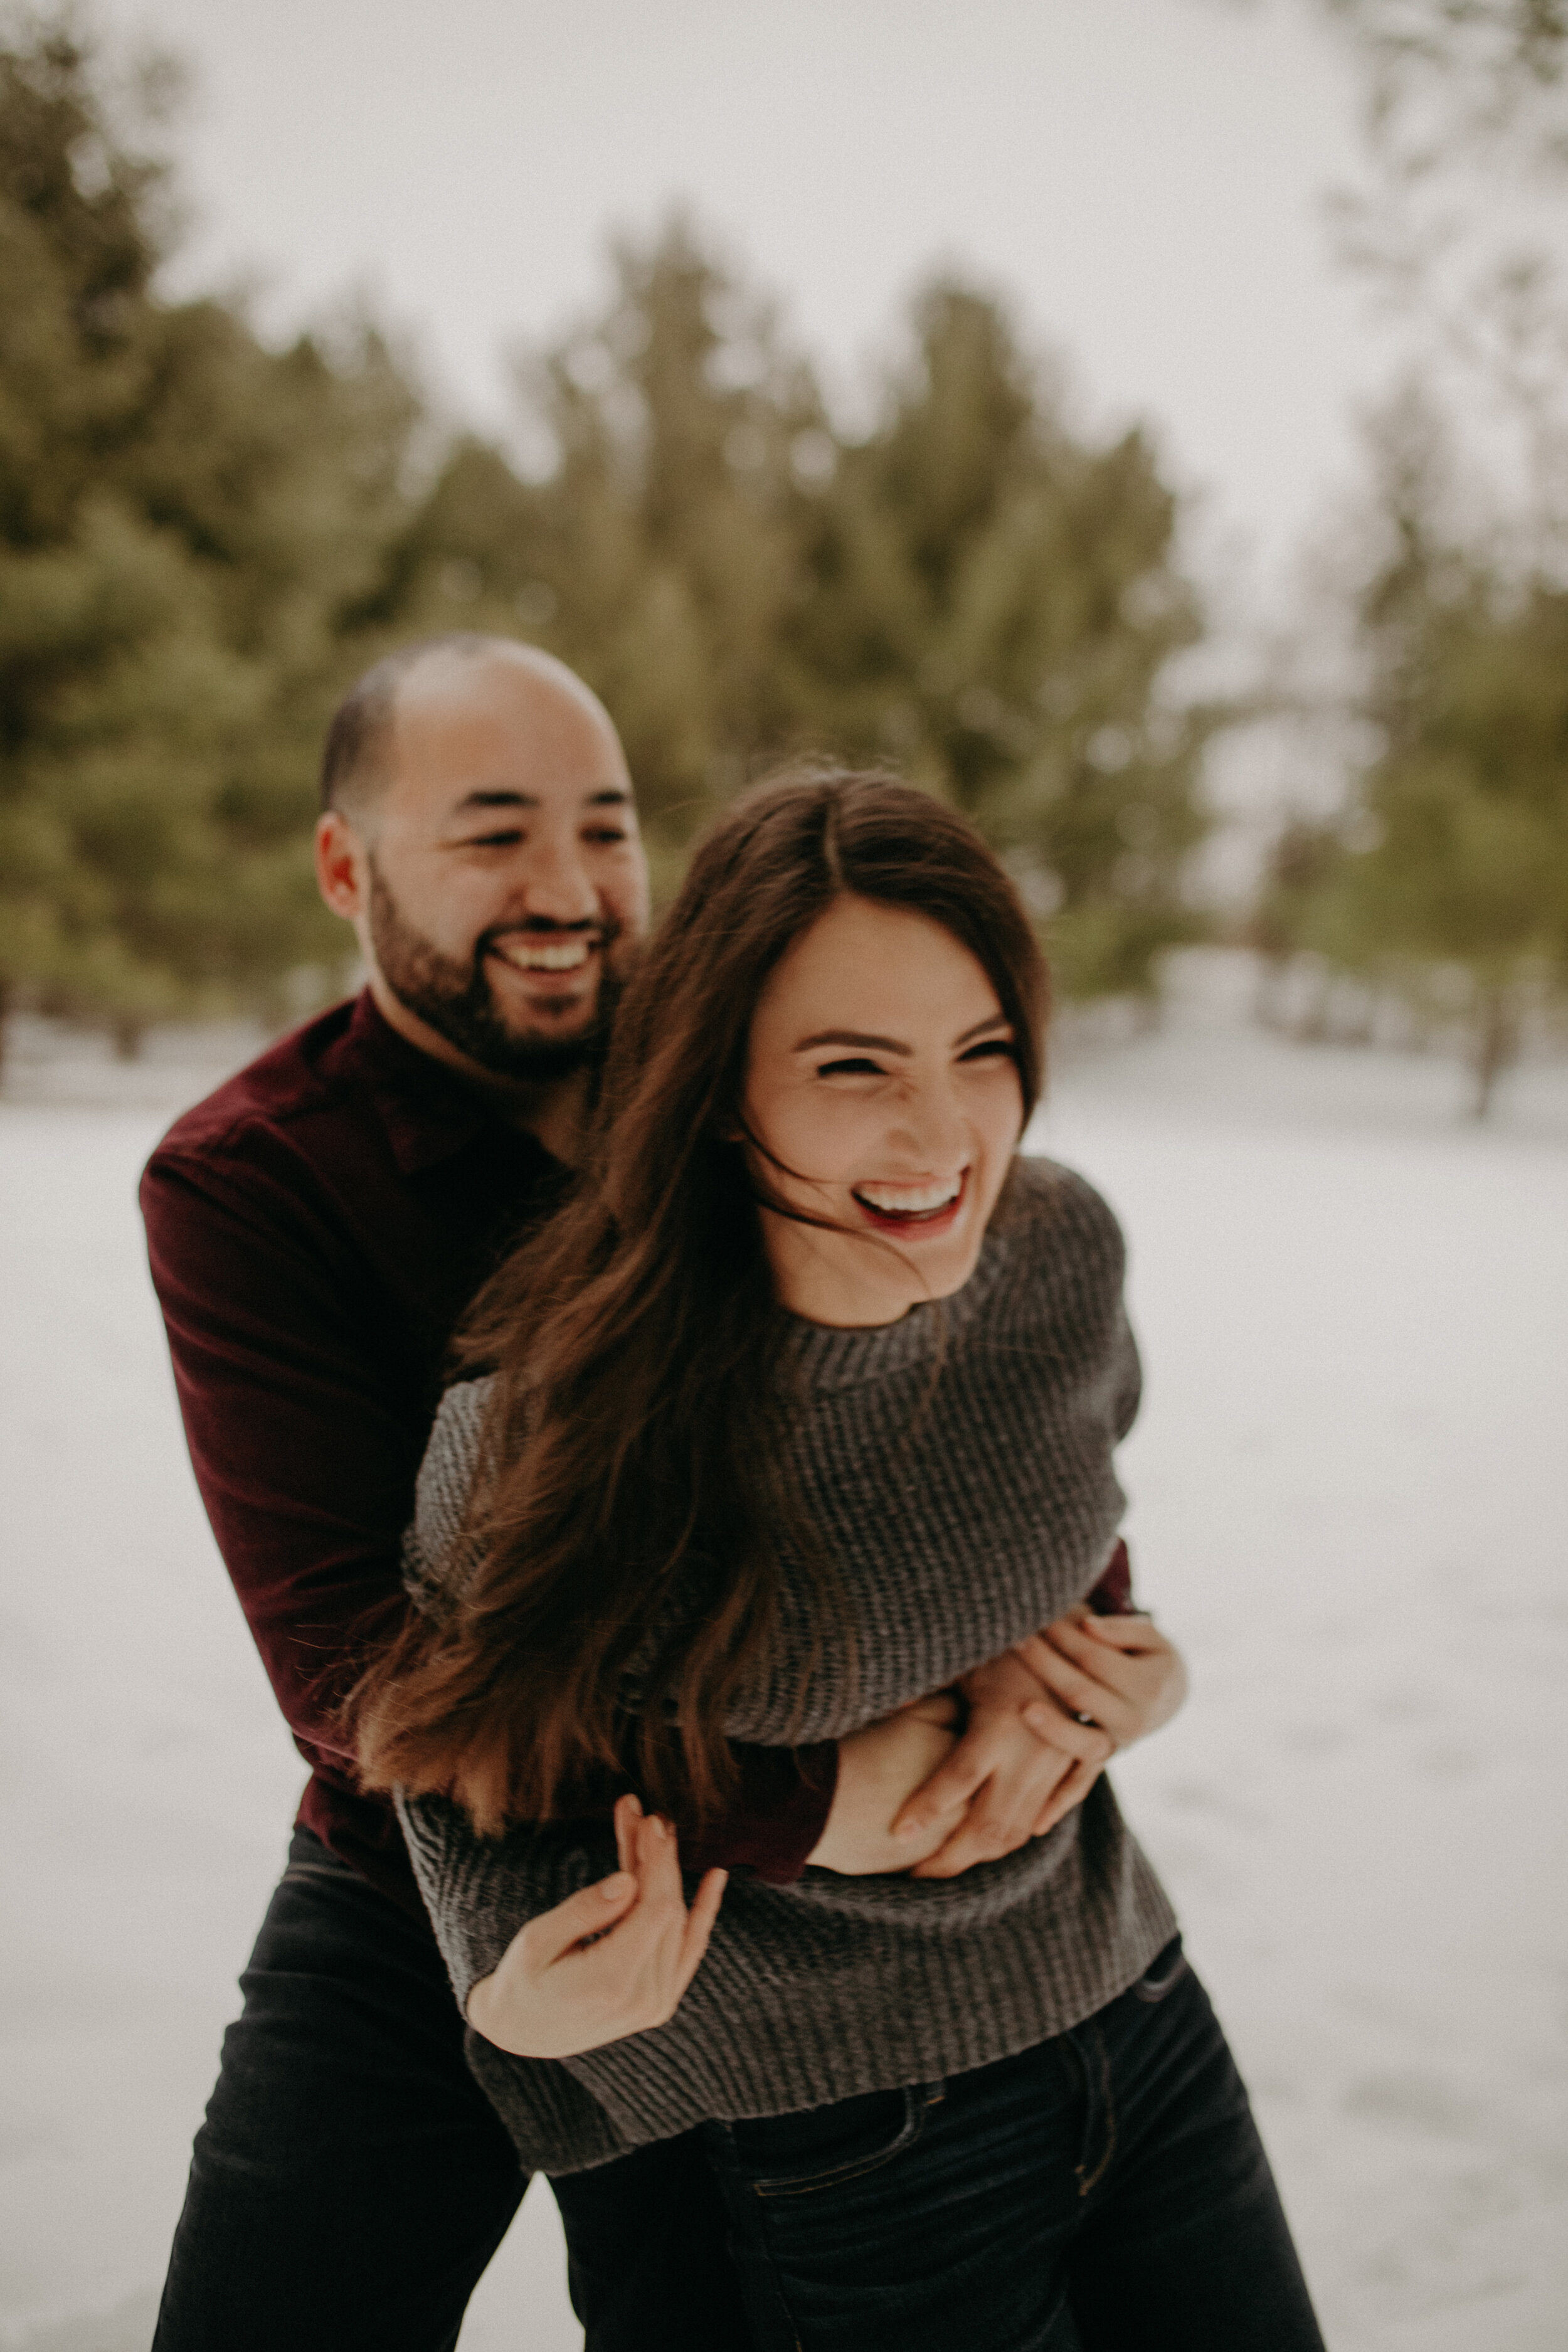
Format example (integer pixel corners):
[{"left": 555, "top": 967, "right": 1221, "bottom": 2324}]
[{"left": 3, "top": 0, "right": 1567, "bottom": 1111}]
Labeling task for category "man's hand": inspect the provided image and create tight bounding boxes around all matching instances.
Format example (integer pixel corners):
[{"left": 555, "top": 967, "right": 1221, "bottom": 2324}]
[
  {"left": 894, "top": 1651, "right": 1115, "bottom": 1879},
  {"left": 803, "top": 1695, "right": 963, "bottom": 1874},
  {"left": 894, "top": 1606, "right": 1190, "bottom": 1880},
  {"left": 465, "top": 1794, "right": 726, "bottom": 2058}
]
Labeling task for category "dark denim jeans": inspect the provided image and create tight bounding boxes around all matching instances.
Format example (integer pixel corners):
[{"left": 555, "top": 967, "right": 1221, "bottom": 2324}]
[
  {"left": 152, "top": 1828, "right": 746, "bottom": 2352},
  {"left": 699, "top": 1940, "right": 1326, "bottom": 2352}
]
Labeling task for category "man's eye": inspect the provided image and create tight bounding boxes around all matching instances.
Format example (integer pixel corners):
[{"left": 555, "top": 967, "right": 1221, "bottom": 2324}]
[
  {"left": 817, "top": 1057, "right": 884, "bottom": 1078},
  {"left": 584, "top": 827, "right": 628, "bottom": 845},
  {"left": 461, "top": 830, "right": 525, "bottom": 850}
]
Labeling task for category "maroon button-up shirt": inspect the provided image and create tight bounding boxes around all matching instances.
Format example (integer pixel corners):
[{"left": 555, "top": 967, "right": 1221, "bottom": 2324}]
[{"left": 141, "top": 991, "right": 835, "bottom": 1920}]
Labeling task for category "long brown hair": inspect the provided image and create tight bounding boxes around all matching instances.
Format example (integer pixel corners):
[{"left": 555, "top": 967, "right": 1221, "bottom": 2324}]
[{"left": 352, "top": 768, "right": 1049, "bottom": 1835}]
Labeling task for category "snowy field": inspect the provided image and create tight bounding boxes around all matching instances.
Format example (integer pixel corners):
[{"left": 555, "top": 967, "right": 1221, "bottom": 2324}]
[{"left": 1, "top": 951, "right": 1565, "bottom": 2351}]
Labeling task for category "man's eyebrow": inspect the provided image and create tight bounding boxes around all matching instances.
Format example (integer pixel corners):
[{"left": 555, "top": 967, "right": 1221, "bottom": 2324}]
[
  {"left": 454, "top": 789, "right": 536, "bottom": 813},
  {"left": 450, "top": 785, "right": 633, "bottom": 816}
]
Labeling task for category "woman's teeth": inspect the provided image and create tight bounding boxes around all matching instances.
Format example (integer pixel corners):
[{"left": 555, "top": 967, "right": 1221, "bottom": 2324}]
[
  {"left": 853, "top": 1177, "right": 963, "bottom": 1220},
  {"left": 493, "top": 938, "right": 592, "bottom": 973}
]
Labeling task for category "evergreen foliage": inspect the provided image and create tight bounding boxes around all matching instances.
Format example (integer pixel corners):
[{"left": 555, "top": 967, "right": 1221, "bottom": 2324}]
[
  {"left": 1257, "top": 397, "right": 1568, "bottom": 1111},
  {"left": 1, "top": 16, "right": 1212, "bottom": 1064},
  {"left": 379, "top": 241, "right": 1214, "bottom": 993},
  {"left": 0, "top": 18, "right": 419, "bottom": 1054},
  {"left": 797, "top": 282, "right": 1213, "bottom": 1001}
]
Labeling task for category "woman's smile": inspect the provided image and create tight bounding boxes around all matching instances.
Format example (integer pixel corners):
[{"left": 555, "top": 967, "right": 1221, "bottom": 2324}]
[{"left": 850, "top": 1168, "right": 969, "bottom": 1237}]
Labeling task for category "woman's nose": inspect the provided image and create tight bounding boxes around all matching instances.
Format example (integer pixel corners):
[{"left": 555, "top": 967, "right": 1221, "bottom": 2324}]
[{"left": 886, "top": 1083, "right": 968, "bottom": 1168}]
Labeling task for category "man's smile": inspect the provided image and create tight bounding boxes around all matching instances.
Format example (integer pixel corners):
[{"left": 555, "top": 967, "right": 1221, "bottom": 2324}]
[{"left": 490, "top": 936, "right": 596, "bottom": 975}]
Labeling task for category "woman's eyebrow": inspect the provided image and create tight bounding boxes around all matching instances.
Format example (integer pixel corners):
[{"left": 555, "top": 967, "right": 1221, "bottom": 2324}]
[
  {"left": 792, "top": 1014, "right": 1012, "bottom": 1054},
  {"left": 792, "top": 1029, "right": 910, "bottom": 1055}
]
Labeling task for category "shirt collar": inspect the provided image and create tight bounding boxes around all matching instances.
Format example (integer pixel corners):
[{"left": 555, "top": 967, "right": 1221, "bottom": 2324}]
[{"left": 349, "top": 990, "right": 553, "bottom": 1176}]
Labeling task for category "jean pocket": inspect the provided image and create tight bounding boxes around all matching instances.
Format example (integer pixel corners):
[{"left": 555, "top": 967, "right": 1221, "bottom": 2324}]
[
  {"left": 1130, "top": 1937, "right": 1189, "bottom": 2005},
  {"left": 728, "top": 2081, "right": 943, "bottom": 2200}
]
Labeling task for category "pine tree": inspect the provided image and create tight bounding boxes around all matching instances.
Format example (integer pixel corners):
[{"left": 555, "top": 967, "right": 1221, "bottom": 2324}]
[
  {"left": 0, "top": 19, "right": 421, "bottom": 1062},
  {"left": 798, "top": 282, "right": 1212, "bottom": 1000},
  {"left": 1271, "top": 393, "right": 1568, "bottom": 1111},
  {"left": 374, "top": 219, "right": 832, "bottom": 887},
  {"left": 384, "top": 243, "right": 1213, "bottom": 987}
]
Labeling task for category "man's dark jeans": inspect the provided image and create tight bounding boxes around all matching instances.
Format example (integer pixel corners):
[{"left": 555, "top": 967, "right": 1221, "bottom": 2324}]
[
  {"left": 152, "top": 1829, "right": 746, "bottom": 2352},
  {"left": 698, "top": 1940, "right": 1326, "bottom": 2352}
]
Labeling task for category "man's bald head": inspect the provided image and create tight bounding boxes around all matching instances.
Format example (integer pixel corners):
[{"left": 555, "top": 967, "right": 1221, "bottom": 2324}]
[
  {"left": 319, "top": 634, "right": 615, "bottom": 827},
  {"left": 312, "top": 631, "right": 647, "bottom": 1092}
]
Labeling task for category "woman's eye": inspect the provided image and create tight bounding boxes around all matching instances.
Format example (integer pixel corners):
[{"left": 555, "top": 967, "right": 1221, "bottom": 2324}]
[
  {"left": 959, "top": 1040, "right": 1014, "bottom": 1064},
  {"left": 817, "top": 1057, "right": 884, "bottom": 1078}
]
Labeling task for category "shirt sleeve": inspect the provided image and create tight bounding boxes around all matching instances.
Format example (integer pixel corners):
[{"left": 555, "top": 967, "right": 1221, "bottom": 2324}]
[
  {"left": 140, "top": 1143, "right": 421, "bottom": 1776},
  {"left": 140, "top": 1144, "right": 834, "bottom": 1883},
  {"left": 1086, "top": 1536, "right": 1135, "bottom": 1616}
]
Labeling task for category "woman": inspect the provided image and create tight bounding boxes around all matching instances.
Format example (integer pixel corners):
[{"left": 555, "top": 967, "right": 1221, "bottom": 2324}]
[{"left": 356, "top": 770, "right": 1324, "bottom": 2351}]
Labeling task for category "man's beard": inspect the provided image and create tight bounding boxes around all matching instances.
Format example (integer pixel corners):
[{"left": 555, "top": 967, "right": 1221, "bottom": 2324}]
[{"left": 368, "top": 861, "right": 624, "bottom": 1084}]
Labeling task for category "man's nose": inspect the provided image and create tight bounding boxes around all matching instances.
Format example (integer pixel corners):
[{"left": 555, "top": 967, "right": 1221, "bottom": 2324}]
[{"left": 516, "top": 835, "right": 600, "bottom": 925}]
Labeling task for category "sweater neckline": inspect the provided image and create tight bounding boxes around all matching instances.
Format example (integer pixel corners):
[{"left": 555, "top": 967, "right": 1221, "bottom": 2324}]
[{"left": 770, "top": 1177, "right": 1019, "bottom": 1393}]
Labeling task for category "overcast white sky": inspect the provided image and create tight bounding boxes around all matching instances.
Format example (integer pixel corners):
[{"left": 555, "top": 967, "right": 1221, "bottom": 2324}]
[{"left": 88, "top": 0, "right": 1394, "bottom": 603}]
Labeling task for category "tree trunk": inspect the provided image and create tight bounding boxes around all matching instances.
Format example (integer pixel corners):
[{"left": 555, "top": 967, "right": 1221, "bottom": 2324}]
[
  {"left": 1470, "top": 987, "right": 1518, "bottom": 1120},
  {"left": 112, "top": 1013, "right": 147, "bottom": 1062}
]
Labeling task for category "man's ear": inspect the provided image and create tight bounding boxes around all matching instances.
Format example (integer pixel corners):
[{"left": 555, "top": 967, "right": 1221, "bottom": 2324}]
[{"left": 315, "top": 812, "right": 366, "bottom": 920}]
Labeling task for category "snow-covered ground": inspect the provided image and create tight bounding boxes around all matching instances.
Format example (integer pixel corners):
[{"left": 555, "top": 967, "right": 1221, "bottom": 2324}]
[{"left": 2, "top": 953, "right": 1565, "bottom": 2351}]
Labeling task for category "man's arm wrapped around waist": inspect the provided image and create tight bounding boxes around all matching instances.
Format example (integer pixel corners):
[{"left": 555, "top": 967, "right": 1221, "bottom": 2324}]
[{"left": 142, "top": 1147, "right": 835, "bottom": 1885}]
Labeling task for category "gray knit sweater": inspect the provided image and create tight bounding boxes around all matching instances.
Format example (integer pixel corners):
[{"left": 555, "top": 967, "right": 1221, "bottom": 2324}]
[{"left": 397, "top": 1156, "right": 1177, "bottom": 2173}]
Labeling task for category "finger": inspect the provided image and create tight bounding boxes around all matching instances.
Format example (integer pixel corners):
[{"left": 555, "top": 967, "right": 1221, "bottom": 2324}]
[
  {"left": 1020, "top": 1698, "right": 1118, "bottom": 1762},
  {"left": 1013, "top": 1630, "right": 1065, "bottom": 1688},
  {"left": 1032, "top": 1759, "right": 1100, "bottom": 1837},
  {"left": 634, "top": 1812, "right": 688, "bottom": 1912},
  {"left": 892, "top": 1734, "right": 1005, "bottom": 1835},
  {"left": 911, "top": 1809, "right": 1030, "bottom": 1877},
  {"left": 1062, "top": 1618, "right": 1170, "bottom": 1675},
  {"left": 613, "top": 1791, "right": 644, "bottom": 1876},
  {"left": 909, "top": 1823, "right": 990, "bottom": 1878},
  {"left": 526, "top": 1870, "right": 639, "bottom": 1967},
  {"left": 1081, "top": 1609, "right": 1166, "bottom": 1646},
  {"left": 975, "top": 1739, "right": 1086, "bottom": 1851},
  {"left": 1043, "top": 1616, "right": 1170, "bottom": 1703},
  {"left": 908, "top": 1759, "right": 1052, "bottom": 1875},
  {"left": 1021, "top": 1643, "right": 1138, "bottom": 1740},
  {"left": 1039, "top": 1614, "right": 1146, "bottom": 1688}
]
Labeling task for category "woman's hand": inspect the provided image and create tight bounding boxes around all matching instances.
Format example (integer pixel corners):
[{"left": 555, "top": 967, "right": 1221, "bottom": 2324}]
[
  {"left": 803, "top": 1694, "right": 963, "bottom": 1873},
  {"left": 1013, "top": 1607, "right": 1189, "bottom": 1752},
  {"left": 465, "top": 1794, "right": 726, "bottom": 2058}
]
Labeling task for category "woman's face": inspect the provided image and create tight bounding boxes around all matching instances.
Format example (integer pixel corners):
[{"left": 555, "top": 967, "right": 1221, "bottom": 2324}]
[{"left": 741, "top": 893, "right": 1025, "bottom": 1327}]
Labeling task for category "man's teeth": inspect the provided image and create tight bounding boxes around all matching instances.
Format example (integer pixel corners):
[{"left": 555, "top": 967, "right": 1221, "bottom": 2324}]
[
  {"left": 494, "top": 938, "right": 593, "bottom": 973},
  {"left": 855, "top": 1179, "right": 963, "bottom": 1214}
]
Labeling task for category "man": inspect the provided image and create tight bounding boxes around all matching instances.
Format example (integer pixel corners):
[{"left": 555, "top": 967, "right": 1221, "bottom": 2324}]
[
  {"left": 141, "top": 633, "right": 1143, "bottom": 2348},
  {"left": 142, "top": 637, "right": 840, "bottom": 2350}
]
